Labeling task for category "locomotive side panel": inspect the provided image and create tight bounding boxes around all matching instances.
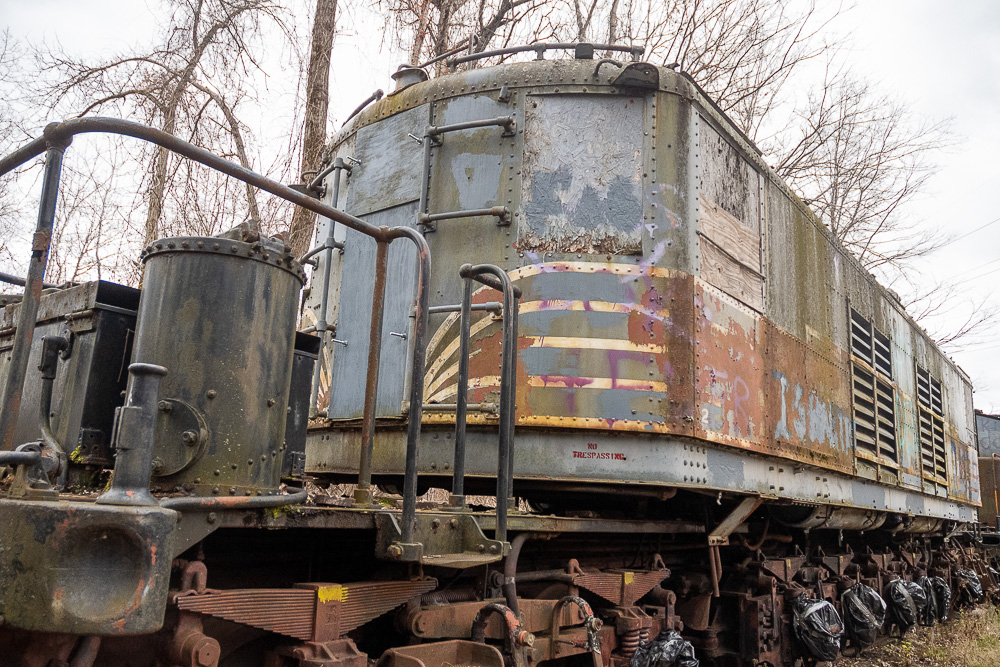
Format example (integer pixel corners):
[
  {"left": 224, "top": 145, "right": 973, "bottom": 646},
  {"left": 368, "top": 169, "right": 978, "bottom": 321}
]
[{"left": 303, "top": 60, "right": 980, "bottom": 520}]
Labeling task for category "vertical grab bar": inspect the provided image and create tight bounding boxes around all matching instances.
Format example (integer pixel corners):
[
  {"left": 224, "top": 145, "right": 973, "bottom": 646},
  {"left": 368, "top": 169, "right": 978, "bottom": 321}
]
[
  {"left": 355, "top": 239, "right": 390, "bottom": 506},
  {"left": 450, "top": 278, "right": 474, "bottom": 507},
  {"left": 0, "top": 134, "right": 69, "bottom": 451},
  {"left": 451, "top": 264, "right": 521, "bottom": 543}
]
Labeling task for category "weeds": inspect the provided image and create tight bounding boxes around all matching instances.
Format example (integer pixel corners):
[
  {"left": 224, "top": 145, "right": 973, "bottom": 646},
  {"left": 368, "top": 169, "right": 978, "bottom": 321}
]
[{"left": 843, "top": 603, "right": 1000, "bottom": 666}]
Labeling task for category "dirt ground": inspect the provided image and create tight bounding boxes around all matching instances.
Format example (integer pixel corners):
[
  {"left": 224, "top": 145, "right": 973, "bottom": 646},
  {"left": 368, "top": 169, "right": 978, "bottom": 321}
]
[{"left": 838, "top": 604, "right": 1000, "bottom": 667}]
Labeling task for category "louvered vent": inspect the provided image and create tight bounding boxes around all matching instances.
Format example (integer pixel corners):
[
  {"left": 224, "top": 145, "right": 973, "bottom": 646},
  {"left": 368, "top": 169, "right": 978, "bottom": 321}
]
[
  {"left": 850, "top": 309, "right": 897, "bottom": 463},
  {"left": 917, "top": 366, "right": 947, "bottom": 483}
]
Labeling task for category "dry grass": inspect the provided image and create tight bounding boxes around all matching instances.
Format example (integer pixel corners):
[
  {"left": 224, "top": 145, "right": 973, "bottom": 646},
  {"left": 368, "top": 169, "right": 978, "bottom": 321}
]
[{"left": 840, "top": 604, "right": 1000, "bottom": 667}]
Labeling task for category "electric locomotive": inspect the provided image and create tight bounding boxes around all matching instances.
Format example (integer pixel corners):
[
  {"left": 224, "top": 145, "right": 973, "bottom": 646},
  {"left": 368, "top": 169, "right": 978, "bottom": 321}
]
[{"left": 0, "top": 44, "right": 991, "bottom": 667}]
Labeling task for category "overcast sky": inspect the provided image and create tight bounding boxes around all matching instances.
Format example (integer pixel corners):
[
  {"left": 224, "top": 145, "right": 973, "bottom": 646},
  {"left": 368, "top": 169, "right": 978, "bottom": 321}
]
[{"left": 3, "top": 0, "right": 999, "bottom": 412}]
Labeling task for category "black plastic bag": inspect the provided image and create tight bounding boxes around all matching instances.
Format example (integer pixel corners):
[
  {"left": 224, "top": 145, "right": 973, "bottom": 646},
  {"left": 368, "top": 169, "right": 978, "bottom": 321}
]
[
  {"left": 885, "top": 579, "right": 925, "bottom": 633},
  {"left": 930, "top": 576, "right": 951, "bottom": 620},
  {"left": 792, "top": 595, "right": 843, "bottom": 662},
  {"left": 956, "top": 568, "right": 984, "bottom": 605},
  {"left": 631, "top": 629, "right": 699, "bottom": 667},
  {"left": 841, "top": 582, "right": 886, "bottom": 649},
  {"left": 917, "top": 576, "right": 938, "bottom": 626}
]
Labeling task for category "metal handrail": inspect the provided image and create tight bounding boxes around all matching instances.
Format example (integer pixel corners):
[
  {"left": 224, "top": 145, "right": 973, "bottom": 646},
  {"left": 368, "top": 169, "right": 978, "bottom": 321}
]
[
  {"left": 0, "top": 118, "right": 431, "bottom": 525},
  {"left": 447, "top": 41, "right": 644, "bottom": 69},
  {"left": 451, "top": 263, "right": 521, "bottom": 543}
]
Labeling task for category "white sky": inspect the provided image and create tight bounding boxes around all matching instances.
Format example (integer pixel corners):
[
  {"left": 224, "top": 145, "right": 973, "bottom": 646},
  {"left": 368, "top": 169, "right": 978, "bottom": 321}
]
[{"left": 2, "top": 0, "right": 999, "bottom": 411}]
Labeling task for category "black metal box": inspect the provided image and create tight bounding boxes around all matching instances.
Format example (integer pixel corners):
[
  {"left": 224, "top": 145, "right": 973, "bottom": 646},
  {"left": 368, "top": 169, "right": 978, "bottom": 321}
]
[{"left": 0, "top": 281, "right": 139, "bottom": 470}]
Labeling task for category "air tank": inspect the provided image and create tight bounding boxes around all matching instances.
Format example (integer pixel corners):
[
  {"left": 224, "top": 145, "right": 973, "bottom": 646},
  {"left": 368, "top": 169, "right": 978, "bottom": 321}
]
[{"left": 132, "top": 235, "right": 304, "bottom": 497}]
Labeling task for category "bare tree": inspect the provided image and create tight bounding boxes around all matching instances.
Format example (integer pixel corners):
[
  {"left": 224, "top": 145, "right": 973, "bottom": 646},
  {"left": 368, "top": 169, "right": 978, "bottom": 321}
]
[
  {"left": 35, "top": 0, "right": 295, "bottom": 246},
  {"left": 288, "top": 0, "right": 338, "bottom": 257},
  {"left": 769, "top": 69, "right": 950, "bottom": 274},
  {"left": 900, "top": 279, "right": 998, "bottom": 352},
  {"left": 380, "top": 0, "right": 551, "bottom": 66},
  {"left": 0, "top": 31, "right": 34, "bottom": 277}
]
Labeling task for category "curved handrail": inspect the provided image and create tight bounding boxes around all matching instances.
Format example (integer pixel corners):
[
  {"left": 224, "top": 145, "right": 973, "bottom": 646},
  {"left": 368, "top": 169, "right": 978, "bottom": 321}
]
[
  {"left": 0, "top": 118, "right": 431, "bottom": 516},
  {"left": 446, "top": 41, "right": 644, "bottom": 70}
]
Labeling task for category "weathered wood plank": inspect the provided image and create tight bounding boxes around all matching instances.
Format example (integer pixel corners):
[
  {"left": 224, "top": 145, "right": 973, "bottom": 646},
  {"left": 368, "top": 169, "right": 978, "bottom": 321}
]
[
  {"left": 699, "top": 235, "right": 765, "bottom": 311},
  {"left": 699, "top": 193, "right": 761, "bottom": 272}
]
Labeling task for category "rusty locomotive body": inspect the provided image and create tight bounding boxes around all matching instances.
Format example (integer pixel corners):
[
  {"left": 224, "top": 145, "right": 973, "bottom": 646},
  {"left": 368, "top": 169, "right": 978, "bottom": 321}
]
[{"left": 0, "top": 47, "right": 992, "bottom": 667}]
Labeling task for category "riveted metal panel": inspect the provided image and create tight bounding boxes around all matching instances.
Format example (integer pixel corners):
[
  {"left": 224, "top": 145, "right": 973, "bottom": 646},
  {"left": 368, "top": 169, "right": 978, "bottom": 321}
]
[
  {"left": 694, "top": 281, "right": 764, "bottom": 449},
  {"left": 431, "top": 95, "right": 511, "bottom": 212},
  {"left": 763, "top": 183, "right": 800, "bottom": 336},
  {"left": 762, "top": 320, "right": 854, "bottom": 474},
  {"left": 642, "top": 91, "right": 694, "bottom": 273},
  {"left": 306, "top": 426, "right": 978, "bottom": 523},
  {"left": 344, "top": 105, "right": 427, "bottom": 216},
  {"left": 763, "top": 182, "right": 841, "bottom": 343},
  {"left": 328, "top": 203, "right": 419, "bottom": 419},
  {"left": 699, "top": 119, "right": 761, "bottom": 233},
  {"left": 884, "top": 305, "right": 922, "bottom": 489},
  {"left": 305, "top": 135, "right": 356, "bottom": 414},
  {"left": 421, "top": 261, "right": 696, "bottom": 434},
  {"left": 519, "top": 95, "right": 644, "bottom": 254},
  {"left": 423, "top": 92, "right": 522, "bottom": 322}
]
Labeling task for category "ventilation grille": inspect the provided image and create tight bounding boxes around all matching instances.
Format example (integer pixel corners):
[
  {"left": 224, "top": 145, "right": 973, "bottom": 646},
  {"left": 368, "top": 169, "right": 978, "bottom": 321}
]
[
  {"left": 917, "top": 366, "right": 947, "bottom": 483},
  {"left": 850, "top": 309, "right": 897, "bottom": 463}
]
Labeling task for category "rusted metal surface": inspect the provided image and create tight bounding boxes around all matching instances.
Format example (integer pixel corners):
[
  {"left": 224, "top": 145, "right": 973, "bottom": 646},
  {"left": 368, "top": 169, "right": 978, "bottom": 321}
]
[
  {"left": 134, "top": 236, "right": 303, "bottom": 497},
  {"left": 565, "top": 558, "right": 670, "bottom": 607},
  {"left": 761, "top": 317, "right": 854, "bottom": 474},
  {"left": 0, "top": 281, "right": 138, "bottom": 475},
  {"left": 165, "top": 612, "right": 220, "bottom": 667},
  {"left": 0, "top": 498, "right": 176, "bottom": 634},
  {"left": 267, "top": 638, "right": 367, "bottom": 667},
  {"left": 519, "top": 95, "right": 644, "bottom": 255},
  {"left": 176, "top": 579, "right": 436, "bottom": 642},
  {"left": 423, "top": 261, "right": 696, "bottom": 436},
  {"left": 471, "top": 602, "right": 533, "bottom": 667},
  {"left": 406, "top": 597, "right": 586, "bottom": 639},
  {"left": 376, "top": 640, "right": 504, "bottom": 667},
  {"left": 694, "top": 282, "right": 765, "bottom": 452}
]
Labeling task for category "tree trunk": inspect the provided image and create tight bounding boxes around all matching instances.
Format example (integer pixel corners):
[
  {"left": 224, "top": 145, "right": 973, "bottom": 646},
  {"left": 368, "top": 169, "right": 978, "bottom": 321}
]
[{"left": 288, "top": 0, "right": 338, "bottom": 257}]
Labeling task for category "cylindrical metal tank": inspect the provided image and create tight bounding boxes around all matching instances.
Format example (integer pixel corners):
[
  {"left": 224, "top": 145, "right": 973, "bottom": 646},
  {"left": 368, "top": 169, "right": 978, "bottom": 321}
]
[{"left": 132, "top": 236, "right": 304, "bottom": 496}]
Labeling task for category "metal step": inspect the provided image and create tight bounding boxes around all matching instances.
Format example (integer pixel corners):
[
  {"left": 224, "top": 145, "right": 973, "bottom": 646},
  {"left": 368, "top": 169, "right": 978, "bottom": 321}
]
[{"left": 374, "top": 511, "right": 509, "bottom": 568}]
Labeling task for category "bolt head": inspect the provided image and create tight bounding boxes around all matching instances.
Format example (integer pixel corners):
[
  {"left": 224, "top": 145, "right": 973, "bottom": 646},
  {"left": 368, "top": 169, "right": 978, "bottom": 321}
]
[
  {"left": 191, "top": 637, "right": 221, "bottom": 666},
  {"left": 387, "top": 544, "right": 404, "bottom": 559}
]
